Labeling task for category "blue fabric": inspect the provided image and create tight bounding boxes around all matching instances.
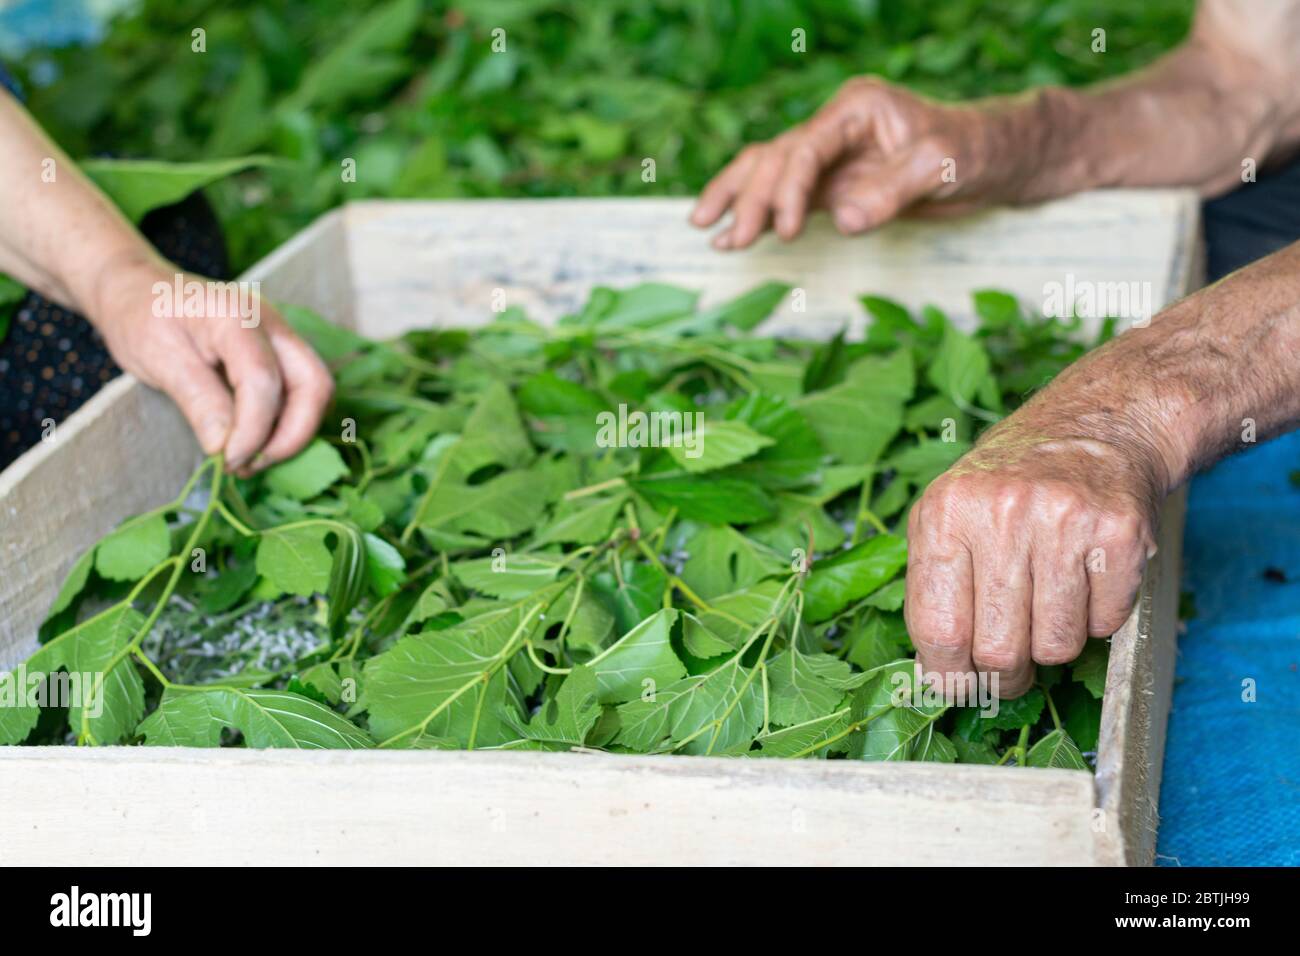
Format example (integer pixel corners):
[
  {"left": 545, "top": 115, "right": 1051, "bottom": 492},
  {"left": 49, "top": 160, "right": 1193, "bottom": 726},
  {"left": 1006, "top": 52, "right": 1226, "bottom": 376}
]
[
  {"left": 0, "top": 62, "right": 19, "bottom": 100},
  {"left": 1157, "top": 433, "right": 1300, "bottom": 865},
  {"left": 1156, "top": 162, "right": 1300, "bottom": 866}
]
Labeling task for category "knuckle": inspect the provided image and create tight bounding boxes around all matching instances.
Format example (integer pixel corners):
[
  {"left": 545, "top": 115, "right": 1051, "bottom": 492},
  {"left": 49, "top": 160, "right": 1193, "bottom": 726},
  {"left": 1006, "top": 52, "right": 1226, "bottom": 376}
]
[
  {"left": 1096, "top": 501, "right": 1149, "bottom": 543},
  {"left": 914, "top": 133, "right": 954, "bottom": 167},
  {"left": 243, "top": 366, "right": 282, "bottom": 399},
  {"left": 973, "top": 645, "right": 1023, "bottom": 674},
  {"left": 1036, "top": 482, "right": 1086, "bottom": 523},
  {"left": 1034, "top": 623, "right": 1084, "bottom": 665},
  {"left": 990, "top": 482, "right": 1029, "bottom": 520},
  {"left": 907, "top": 604, "right": 970, "bottom": 656},
  {"left": 842, "top": 74, "right": 883, "bottom": 96}
]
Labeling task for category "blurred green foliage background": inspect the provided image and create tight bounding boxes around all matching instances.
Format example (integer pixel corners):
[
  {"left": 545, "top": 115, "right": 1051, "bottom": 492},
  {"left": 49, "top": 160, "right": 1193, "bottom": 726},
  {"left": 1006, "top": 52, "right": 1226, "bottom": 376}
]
[{"left": 11, "top": 0, "right": 1194, "bottom": 272}]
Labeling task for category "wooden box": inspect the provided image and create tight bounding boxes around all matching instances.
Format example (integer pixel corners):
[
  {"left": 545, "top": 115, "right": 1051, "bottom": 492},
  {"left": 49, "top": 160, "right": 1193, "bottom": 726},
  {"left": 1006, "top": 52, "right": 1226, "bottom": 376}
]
[{"left": 0, "top": 194, "right": 1199, "bottom": 865}]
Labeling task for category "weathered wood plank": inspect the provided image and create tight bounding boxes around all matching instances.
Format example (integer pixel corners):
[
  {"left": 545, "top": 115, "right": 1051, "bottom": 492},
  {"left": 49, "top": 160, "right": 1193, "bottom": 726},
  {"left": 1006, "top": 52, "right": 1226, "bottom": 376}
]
[
  {"left": 340, "top": 191, "right": 1200, "bottom": 340},
  {"left": 0, "top": 749, "right": 1097, "bottom": 866},
  {"left": 1094, "top": 487, "right": 1190, "bottom": 866}
]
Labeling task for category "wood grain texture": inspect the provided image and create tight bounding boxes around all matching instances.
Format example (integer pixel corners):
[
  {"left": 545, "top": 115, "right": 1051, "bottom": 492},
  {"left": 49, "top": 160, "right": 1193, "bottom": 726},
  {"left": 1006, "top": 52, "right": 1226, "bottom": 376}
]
[
  {"left": 0, "top": 192, "right": 1201, "bottom": 866},
  {"left": 339, "top": 192, "right": 1200, "bottom": 341},
  {"left": 0, "top": 748, "right": 1097, "bottom": 866},
  {"left": 0, "top": 378, "right": 199, "bottom": 667},
  {"left": 1094, "top": 488, "right": 1189, "bottom": 866}
]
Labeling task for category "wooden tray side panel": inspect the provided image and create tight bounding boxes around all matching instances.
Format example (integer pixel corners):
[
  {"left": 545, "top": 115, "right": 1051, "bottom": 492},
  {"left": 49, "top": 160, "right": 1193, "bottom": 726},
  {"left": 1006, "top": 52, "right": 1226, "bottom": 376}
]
[
  {"left": 341, "top": 192, "right": 1198, "bottom": 340},
  {"left": 1094, "top": 488, "right": 1189, "bottom": 865},
  {"left": 0, "top": 749, "right": 1099, "bottom": 866},
  {"left": 0, "top": 379, "right": 198, "bottom": 666}
]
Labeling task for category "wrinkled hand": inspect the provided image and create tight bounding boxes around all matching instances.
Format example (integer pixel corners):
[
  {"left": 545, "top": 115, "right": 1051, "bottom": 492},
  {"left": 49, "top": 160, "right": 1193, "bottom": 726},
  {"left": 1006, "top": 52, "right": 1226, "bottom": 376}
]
[
  {"left": 905, "top": 417, "right": 1165, "bottom": 699},
  {"left": 92, "top": 259, "right": 333, "bottom": 474},
  {"left": 691, "top": 76, "right": 1001, "bottom": 249}
]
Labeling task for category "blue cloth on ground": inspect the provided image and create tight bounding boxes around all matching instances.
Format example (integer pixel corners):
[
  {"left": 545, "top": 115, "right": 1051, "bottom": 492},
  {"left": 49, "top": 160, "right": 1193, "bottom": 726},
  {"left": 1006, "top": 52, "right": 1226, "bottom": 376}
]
[
  {"left": 1156, "top": 161, "right": 1300, "bottom": 866},
  {"left": 1157, "top": 432, "right": 1300, "bottom": 865}
]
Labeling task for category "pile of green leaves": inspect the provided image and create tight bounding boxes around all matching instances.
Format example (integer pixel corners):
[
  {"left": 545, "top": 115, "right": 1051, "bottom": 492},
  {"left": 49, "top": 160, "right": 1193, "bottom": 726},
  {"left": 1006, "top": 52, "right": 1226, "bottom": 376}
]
[
  {"left": 14, "top": 0, "right": 1193, "bottom": 272},
  {"left": 2, "top": 284, "right": 1111, "bottom": 764}
]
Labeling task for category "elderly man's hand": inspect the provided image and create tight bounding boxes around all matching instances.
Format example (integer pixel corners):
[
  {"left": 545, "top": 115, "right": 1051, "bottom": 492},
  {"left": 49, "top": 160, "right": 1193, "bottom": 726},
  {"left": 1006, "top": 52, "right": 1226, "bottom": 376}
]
[
  {"left": 690, "top": 76, "right": 1014, "bottom": 249},
  {"left": 904, "top": 413, "right": 1167, "bottom": 699},
  {"left": 92, "top": 257, "right": 334, "bottom": 475}
]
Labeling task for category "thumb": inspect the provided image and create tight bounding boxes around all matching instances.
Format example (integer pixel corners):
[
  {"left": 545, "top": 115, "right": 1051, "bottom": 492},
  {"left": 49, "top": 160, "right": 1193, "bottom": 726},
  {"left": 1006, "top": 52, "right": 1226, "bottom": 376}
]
[{"left": 155, "top": 351, "right": 235, "bottom": 456}]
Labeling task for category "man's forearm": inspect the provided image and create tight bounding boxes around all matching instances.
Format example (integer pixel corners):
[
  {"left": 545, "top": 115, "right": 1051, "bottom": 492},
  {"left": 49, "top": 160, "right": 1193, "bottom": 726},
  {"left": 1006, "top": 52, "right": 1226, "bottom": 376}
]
[
  {"left": 973, "top": 0, "right": 1300, "bottom": 203},
  {"left": 982, "top": 240, "right": 1300, "bottom": 499}
]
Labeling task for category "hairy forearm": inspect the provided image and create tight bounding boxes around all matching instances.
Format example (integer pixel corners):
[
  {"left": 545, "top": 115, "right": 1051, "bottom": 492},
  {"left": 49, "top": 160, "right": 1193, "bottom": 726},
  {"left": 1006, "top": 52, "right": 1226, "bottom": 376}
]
[
  {"left": 971, "top": 1, "right": 1300, "bottom": 203},
  {"left": 981, "top": 241, "right": 1300, "bottom": 501},
  {"left": 0, "top": 92, "right": 161, "bottom": 319}
]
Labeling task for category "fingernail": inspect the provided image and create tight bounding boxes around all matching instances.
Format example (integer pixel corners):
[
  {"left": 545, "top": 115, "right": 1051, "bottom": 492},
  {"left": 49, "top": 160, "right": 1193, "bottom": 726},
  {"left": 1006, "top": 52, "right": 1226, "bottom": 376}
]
[
  {"left": 250, "top": 452, "right": 268, "bottom": 472},
  {"left": 200, "top": 417, "right": 229, "bottom": 454},
  {"left": 712, "top": 232, "right": 732, "bottom": 250}
]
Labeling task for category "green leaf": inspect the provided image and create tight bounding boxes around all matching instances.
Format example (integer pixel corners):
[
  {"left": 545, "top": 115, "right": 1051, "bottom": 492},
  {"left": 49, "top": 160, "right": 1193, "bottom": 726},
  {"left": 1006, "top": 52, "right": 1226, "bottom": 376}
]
[
  {"left": 590, "top": 559, "right": 666, "bottom": 634},
  {"left": 1, "top": 604, "right": 146, "bottom": 745},
  {"left": 856, "top": 699, "right": 947, "bottom": 762},
  {"left": 843, "top": 610, "right": 912, "bottom": 672},
  {"left": 533, "top": 494, "right": 626, "bottom": 546},
  {"left": 256, "top": 524, "right": 333, "bottom": 596},
  {"left": 972, "top": 289, "right": 1023, "bottom": 331},
  {"left": 691, "top": 281, "right": 790, "bottom": 332},
  {"left": 589, "top": 608, "right": 686, "bottom": 703},
  {"left": 912, "top": 726, "right": 958, "bottom": 763},
  {"left": 805, "top": 534, "right": 908, "bottom": 622},
  {"left": 583, "top": 282, "right": 698, "bottom": 329},
  {"left": 614, "top": 657, "right": 764, "bottom": 756},
  {"left": 47, "top": 547, "right": 95, "bottom": 618},
  {"left": 680, "top": 526, "right": 785, "bottom": 601},
  {"left": 262, "top": 438, "right": 349, "bottom": 500},
  {"left": 1071, "top": 639, "right": 1110, "bottom": 698},
  {"left": 666, "top": 419, "right": 774, "bottom": 473},
  {"left": 277, "top": 0, "right": 422, "bottom": 112},
  {"left": 363, "top": 603, "right": 540, "bottom": 746},
  {"left": 631, "top": 476, "right": 775, "bottom": 524},
  {"left": 454, "top": 381, "right": 534, "bottom": 475},
  {"left": 454, "top": 553, "right": 563, "bottom": 600},
  {"left": 690, "top": 580, "right": 784, "bottom": 650},
  {"left": 521, "top": 664, "right": 602, "bottom": 747},
  {"left": 888, "top": 439, "right": 969, "bottom": 486},
  {"left": 138, "top": 688, "right": 372, "bottom": 748},
  {"left": 756, "top": 708, "right": 851, "bottom": 757},
  {"left": 326, "top": 523, "right": 367, "bottom": 638},
  {"left": 280, "top": 304, "right": 371, "bottom": 363},
  {"left": 984, "top": 688, "right": 1045, "bottom": 731},
  {"left": 766, "top": 648, "right": 850, "bottom": 726},
  {"left": 82, "top": 155, "right": 276, "bottom": 221},
  {"left": 418, "top": 471, "right": 548, "bottom": 538},
  {"left": 723, "top": 393, "right": 824, "bottom": 489},
  {"left": 363, "top": 532, "right": 406, "bottom": 596},
  {"left": 1026, "top": 729, "right": 1088, "bottom": 769},
  {"left": 797, "top": 382, "right": 902, "bottom": 465},
  {"left": 927, "top": 321, "right": 992, "bottom": 406},
  {"left": 95, "top": 512, "right": 171, "bottom": 582}
]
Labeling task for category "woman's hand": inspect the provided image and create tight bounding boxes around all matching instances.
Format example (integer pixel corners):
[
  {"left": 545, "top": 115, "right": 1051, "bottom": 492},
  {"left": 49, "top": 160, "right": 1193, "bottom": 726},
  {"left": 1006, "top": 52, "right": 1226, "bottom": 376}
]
[{"left": 91, "top": 257, "right": 333, "bottom": 475}]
